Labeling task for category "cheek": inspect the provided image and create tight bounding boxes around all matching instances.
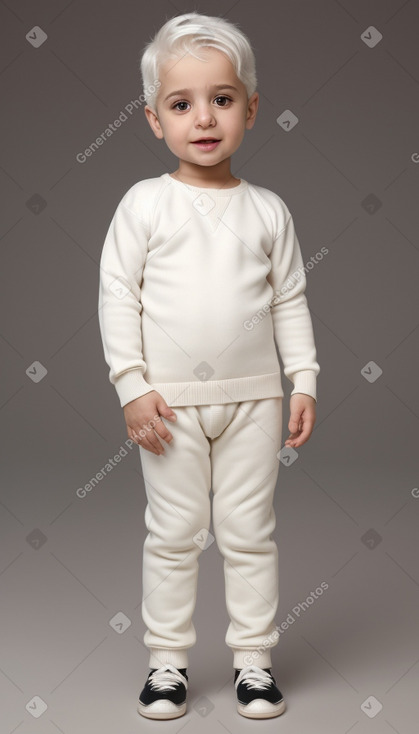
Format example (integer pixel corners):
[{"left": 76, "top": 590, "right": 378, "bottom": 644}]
[
  {"left": 166, "top": 122, "right": 186, "bottom": 141},
  {"left": 230, "top": 118, "right": 246, "bottom": 140},
  {"left": 229, "top": 110, "right": 247, "bottom": 130}
]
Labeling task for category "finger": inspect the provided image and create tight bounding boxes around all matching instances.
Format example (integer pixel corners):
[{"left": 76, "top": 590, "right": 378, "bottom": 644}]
[
  {"left": 139, "top": 416, "right": 168, "bottom": 449},
  {"left": 134, "top": 420, "right": 165, "bottom": 452},
  {"left": 291, "top": 422, "right": 313, "bottom": 446},
  {"left": 288, "top": 413, "right": 304, "bottom": 433},
  {"left": 140, "top": 439, "right": 161, "bottom": 455},
  {"left": 133, "top": 429, "right": 163, "bottom": 455},
  {"left": 147, "top": 431, "right": 166, "bottom": 454},
  {"left": 141, "top": 437, "right": 163, "bottom": 455},
  {"left": 154, "top": 419, "right": 174, "bottom": 445},
  {"left": 288, "top": 418, "right": 300, "bottom": 433}
]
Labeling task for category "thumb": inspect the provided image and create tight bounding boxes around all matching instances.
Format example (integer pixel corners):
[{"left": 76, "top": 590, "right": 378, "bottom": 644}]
[
  {"left": 156, "top": 396, "right": 177, "bottom": 421},
  {"left": 288, "top": 413, "right": 301, "bottom": 433}
]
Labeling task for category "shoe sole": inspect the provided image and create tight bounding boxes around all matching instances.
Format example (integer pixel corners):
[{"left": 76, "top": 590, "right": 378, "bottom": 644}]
[
  {"left": 137, "top": 699, "right": 187, "bottom": 720},
  {"left": 237, "top": 698, "right": 286, "bottom": 718}
]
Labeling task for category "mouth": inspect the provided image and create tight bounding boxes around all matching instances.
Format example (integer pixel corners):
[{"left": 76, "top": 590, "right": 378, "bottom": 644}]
[
  {"left": 193, "top": 138, "right": 220, "bottom": 143},
  {"left": 191, "top": 138, "right": 221, "bottom": 150}
]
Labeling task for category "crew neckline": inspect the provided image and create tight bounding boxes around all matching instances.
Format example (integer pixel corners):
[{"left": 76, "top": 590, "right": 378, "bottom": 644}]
[{"left": 162, "top": 172, "right": 248, "bottom": 195}]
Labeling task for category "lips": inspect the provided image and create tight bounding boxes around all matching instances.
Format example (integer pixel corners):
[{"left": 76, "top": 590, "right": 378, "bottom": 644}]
[{"left": 191, "top": 138, "right": 221, "bottom": 152}]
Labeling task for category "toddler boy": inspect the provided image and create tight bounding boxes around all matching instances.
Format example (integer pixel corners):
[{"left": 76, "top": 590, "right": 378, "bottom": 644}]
[{"left": 98, "top": 11, "right": 319, "bottom": 720}]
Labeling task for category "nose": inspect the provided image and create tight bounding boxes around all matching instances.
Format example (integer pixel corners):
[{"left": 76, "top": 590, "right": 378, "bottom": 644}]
[{"left": 194, "top": 101, "right": 216, "bottom": 127}]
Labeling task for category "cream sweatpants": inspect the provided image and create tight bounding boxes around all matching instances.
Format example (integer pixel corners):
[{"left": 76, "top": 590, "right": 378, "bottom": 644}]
[{"left": 138, "top": 396, "right": 283, "bottom": 670}]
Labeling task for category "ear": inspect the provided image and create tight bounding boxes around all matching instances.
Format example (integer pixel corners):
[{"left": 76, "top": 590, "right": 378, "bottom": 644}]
[
  {"left": 245, "top": 92, "right": 259, "bottom": 130},
  {"left": 144, "top": 105, "right": 164, "bottom": 139}
]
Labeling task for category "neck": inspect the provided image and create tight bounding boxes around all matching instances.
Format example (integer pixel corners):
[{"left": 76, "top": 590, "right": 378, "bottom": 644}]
[{"left": 171, "top": 160, "right": 240, "bottom": 189}]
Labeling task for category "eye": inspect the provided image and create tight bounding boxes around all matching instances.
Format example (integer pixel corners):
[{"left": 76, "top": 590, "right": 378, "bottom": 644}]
[
  {"left": 171, "top": 96, "right": 232, "bottom": 111},
  {"left": 172, "top": 101, "right": 190, "bottom": 111},
  {"left": 214, "top": 95, "right": 232, "bottom": 106}
]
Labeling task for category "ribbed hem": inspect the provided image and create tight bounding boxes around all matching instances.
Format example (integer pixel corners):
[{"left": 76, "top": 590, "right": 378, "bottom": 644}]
[
  {"left": 149, "top": 647, "right": 190, "bottom": 669},
  {"left": 290, "top": 369, "right": 317, "bottom": 402},
  {"left": 232, "top": 647, "right": 273, "bottom": 669},
  {"left": 147, "top": 372, "right": 283, "bottom": 407},
  {"left": 113, "top": 368, "right": 317, "bottom": 407}
]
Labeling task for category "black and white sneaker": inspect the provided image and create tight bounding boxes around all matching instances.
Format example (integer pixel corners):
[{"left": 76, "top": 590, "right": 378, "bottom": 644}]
[
  {"left": 137, "top": 663, "right": 188, "bottom": 719},
  {"left": 234, "top": 664, "right": 286, "bottom": 718}
]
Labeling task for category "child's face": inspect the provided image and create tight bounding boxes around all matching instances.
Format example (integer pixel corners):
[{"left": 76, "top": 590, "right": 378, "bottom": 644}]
[{"left": 144, "top": 46, "right": 258, "bottom": 177}]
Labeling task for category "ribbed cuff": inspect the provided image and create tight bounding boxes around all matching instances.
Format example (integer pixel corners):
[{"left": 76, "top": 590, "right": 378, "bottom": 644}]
[
  {"left": 290, "top": 369, "right": 317, "bottom": 402},
  {"left": 149, "top": 647, "right": 189, "bottom": 669},
  {"left": 232, "top": 647, "right": 273, "bottom": 669},
  {"left": 114, "top": 369, "right": 156, "bottom": 407}
]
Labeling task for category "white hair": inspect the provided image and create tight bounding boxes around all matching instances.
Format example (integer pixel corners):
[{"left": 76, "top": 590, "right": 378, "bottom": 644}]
[{"left": 139, "top": 12, "right": 257, "bottom": 113}]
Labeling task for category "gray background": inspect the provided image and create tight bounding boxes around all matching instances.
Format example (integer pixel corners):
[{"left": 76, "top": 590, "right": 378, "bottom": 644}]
[{"left": 1, "top": 0, "right": 419, "bottom": 732}]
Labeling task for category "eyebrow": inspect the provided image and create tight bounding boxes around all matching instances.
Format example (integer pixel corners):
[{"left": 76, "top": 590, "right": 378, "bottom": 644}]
[{"left": 163, "top": 84, "right": 239, "bottom": 103}]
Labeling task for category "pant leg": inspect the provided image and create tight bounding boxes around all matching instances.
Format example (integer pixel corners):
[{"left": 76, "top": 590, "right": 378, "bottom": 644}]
[
  {"left": 139, "top": 405, "right": 212, "bottom": 670},
  {"left": 211, "top": 397, "right": 283, "bottom": 669}
]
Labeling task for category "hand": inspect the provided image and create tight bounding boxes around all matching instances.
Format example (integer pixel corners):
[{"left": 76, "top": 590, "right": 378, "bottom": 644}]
[
  {"left": 284, "top": 393, "right": 316, "bottom": 448},
  {"left": 123, "top": 390, "right": 177, "bottom": 456}
]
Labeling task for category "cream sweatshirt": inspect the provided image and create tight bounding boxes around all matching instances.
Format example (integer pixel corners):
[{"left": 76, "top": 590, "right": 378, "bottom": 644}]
[{"left": 98, "top": 173, "right": 320, "bottom": 408}]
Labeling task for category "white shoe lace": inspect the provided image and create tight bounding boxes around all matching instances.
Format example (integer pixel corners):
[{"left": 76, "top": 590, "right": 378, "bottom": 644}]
[
  {"left": 235, "top": 665, "right": 273, "bottom": 690},
  {"left": 148, "top": 664, "right": 188, "bottom": 692}
]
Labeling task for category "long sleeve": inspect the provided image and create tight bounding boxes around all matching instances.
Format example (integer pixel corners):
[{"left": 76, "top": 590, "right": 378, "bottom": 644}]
[
  {"left": 267, "top": 212, "right": 320, "bottom": 402},
  {"left": 98, "top": 201, "right": 155, "bottom": 408}
]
